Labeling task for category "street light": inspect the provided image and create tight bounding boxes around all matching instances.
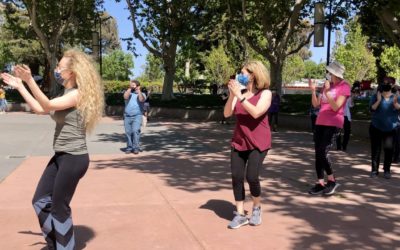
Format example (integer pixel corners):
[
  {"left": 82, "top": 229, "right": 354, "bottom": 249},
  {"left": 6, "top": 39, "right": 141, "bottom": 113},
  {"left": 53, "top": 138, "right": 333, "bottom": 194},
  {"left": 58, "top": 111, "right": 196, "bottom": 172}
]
[
  {"left": 314, "top": 0, "right": 333, "bottom": 65},
  {"left": 92, "top": 13, "right": 113, "bottom": 77}
]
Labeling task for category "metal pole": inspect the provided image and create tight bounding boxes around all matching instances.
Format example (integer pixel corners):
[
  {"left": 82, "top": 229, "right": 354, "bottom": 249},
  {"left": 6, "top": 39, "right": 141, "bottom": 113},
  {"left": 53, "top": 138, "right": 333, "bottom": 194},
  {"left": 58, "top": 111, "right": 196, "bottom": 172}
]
[
  {"left": 99, "top": 14, "right": 103, "bottom": 77},
  {"left": 326, "top": 0, "right": 332, "bottom": 65}
]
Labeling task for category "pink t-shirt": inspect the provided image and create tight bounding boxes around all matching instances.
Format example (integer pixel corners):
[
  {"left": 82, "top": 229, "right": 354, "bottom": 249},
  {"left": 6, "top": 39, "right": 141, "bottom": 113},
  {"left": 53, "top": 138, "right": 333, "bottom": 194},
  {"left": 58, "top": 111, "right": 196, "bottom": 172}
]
[{"left": 316, "top": 80, "right": 351, "bottom": 128}]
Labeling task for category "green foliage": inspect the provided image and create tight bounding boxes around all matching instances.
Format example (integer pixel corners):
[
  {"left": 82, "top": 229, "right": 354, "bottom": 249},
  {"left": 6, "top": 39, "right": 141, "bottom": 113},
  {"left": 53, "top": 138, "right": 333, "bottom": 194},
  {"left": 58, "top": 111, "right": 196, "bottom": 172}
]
[
  {"left": 334, "top": 19, "right": 377, "bottom": 84},
  {"left": 283, "top": 55, "right": 305, "bottom": 84},
  {"left": 380, "top": 45, "right": 400, "bottom": 80},
  {"left": 303, "top": 60, "right": 326, "bottom": 79},
  {"left": 103, "top": 80, "right": 129, "bottom": 93},
  {"left": 102, "top": 50, "right": 134, "bottom": 81},
  {"left": 202, "top": 45, "right": 235, "bottom": 85},
  {"left": 141, "top": 53, "right": 164, "bottom": 82}
]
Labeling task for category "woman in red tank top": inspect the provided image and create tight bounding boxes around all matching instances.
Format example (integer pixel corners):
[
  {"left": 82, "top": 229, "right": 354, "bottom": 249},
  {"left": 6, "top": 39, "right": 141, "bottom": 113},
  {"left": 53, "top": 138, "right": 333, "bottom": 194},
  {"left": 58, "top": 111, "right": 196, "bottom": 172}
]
[{"left": 224, "top": 60, "right": 272, "bottom": 229}]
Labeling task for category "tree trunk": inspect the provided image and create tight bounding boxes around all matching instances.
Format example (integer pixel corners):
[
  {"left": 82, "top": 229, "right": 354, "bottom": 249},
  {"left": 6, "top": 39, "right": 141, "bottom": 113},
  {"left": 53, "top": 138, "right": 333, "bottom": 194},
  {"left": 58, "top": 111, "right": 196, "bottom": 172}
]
[
  {"left": 161, "top": 43, "right": 177, "bottom": 101},
  {"left": 185, "top": 59, "right": 191, "bottom": 78},
  {"left": 46, "top": 51, "right": 60, "bottom": 97},
  {"left": 269, "top": 61, "right": 284, "bottom": 95}
]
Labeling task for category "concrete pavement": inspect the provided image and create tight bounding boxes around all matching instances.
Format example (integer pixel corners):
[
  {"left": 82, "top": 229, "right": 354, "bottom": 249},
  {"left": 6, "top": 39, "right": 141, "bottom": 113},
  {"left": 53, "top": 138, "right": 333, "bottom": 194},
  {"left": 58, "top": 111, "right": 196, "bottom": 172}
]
[{"left": 0, "top": 112, "right": 399, "bottom": 249}]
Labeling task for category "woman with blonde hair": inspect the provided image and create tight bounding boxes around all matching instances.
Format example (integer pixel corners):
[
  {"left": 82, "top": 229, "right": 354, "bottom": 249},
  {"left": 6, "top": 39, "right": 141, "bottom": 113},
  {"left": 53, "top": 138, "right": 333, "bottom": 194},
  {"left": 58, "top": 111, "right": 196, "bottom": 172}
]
[
  {"left": 1, "top": 49, "right": 104, "bottom": 250},
  {"left": 224, "top": 60, "right": 272, "bottom": 229}
]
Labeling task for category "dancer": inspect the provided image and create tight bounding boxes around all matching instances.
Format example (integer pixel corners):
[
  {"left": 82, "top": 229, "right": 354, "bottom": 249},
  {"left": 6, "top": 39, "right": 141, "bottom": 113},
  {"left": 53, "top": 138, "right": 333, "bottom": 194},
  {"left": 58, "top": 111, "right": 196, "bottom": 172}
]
[
  {"left": 308, "top": 61, "right": 350, "bottom": 196},
  {"left": 1, "top": 49, "right": 104, "bottom": 250},
  {"left": 223, "top": 60, "right": 272, "bottom": 229},
  {"left": 369, "top": 76, "right": 399, "bottom": 179}
]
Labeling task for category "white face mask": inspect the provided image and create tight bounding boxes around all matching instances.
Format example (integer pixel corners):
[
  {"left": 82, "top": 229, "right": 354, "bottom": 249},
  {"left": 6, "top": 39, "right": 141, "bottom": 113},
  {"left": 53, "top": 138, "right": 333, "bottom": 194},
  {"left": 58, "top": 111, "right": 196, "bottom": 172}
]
[{"left": 326, "top": 73, "right": 332, "bottom": 82}]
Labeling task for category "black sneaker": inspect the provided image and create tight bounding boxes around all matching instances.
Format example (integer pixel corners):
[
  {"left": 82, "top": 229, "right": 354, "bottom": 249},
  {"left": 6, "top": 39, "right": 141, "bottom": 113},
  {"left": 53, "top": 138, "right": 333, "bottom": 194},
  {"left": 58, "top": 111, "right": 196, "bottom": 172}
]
[
  {"left": 384, "top": 171, "right": 391, "bottom": 179},
  {"left": 323, "top": 181, "right": 340, "bottom": 196},
  {"left": 370, "top": 171, "right": 378, "bottom": 178},
  {"left": 308, "top": 183, "right": 326, "bottom": 195}
]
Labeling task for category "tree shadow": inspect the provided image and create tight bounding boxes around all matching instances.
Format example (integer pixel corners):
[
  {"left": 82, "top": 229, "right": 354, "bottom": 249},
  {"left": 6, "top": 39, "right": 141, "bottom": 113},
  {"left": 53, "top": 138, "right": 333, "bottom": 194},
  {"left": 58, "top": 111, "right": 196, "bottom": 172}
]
[{"left": 91, "top": 121, "right": 400, "bottom": 248}]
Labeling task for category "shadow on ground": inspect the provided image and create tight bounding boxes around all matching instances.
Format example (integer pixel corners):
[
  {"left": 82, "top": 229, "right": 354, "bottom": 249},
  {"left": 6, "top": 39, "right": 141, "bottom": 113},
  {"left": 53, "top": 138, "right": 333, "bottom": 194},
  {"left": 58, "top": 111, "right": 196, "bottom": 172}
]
[{"left": 92, "top": 121, "right": 400, "bottom": 249}]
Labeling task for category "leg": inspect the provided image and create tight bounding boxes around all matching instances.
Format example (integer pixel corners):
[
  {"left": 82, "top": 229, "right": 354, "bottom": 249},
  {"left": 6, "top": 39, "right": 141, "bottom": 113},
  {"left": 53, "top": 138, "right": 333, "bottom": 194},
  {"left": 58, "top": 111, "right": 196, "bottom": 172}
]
[
  {"left": 336, "top": 129, "right": 342, "bottom": 150},
  {"left": 51, "top": 153, "right": 89, "bottom": 250},
  {"left": 246, "top": 149, "right": 268, "bottom": 206},
  {"left": 132, "top": 115, "right": 143, "bottom": 152},
  {"left": 230, "top": 148, "right": 248, "bottom": 214},
  {"left": 382, "top": 130, "right": 395, "bottom": 173},
  {"left": 369, "top": 124, "right": 382, "bottom": 174},
  {"left": 314, "top": 126, "right": 338, "bottom": 182},
  {"left": 32, "top": 155, "right": 59, "bottom": 249},
  {"left": 124, "top": 116, "right": 134, "bottom": 152},
  {"left": 342, "top": 117, "right": 351, "bottom": 151}
]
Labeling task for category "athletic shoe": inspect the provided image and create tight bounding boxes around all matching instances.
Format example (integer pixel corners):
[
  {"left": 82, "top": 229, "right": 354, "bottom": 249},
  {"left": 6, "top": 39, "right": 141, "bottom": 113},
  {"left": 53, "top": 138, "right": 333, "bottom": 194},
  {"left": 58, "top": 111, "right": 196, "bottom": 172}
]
[
  {"left": 228, "top": 212, "right": 249, "bottom": 229},
  {"left": 249, "top": 206, "right": 262, "bottom": 226},
  {"left": 133, "top": 150, "right": 139, "bottom": 154},
  {"left": 384, "top": 171, "right": 391, "bottom": 179},
  {"left": 308, "top": 183, "right": 326, "bottom": 195},
  {"left": 323, "top": 181, "right": 341, "bottom": 196},
  {"left": 370, "top": 171, "right": 378, "bottom": 178}
]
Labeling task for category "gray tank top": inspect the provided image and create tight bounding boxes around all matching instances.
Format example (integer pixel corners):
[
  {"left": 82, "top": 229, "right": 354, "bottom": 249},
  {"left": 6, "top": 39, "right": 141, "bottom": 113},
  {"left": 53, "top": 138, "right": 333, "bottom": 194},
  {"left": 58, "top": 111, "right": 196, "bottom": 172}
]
[{"left": 50, "top": 88, "right": 87, "bottom": 155}]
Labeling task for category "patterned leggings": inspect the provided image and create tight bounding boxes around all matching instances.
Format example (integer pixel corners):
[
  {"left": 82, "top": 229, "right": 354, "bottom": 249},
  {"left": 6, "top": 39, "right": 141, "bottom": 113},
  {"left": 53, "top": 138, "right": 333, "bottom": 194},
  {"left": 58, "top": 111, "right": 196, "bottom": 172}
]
[{"left": 32, "top": 153, "right": 89, "bottom": 250}]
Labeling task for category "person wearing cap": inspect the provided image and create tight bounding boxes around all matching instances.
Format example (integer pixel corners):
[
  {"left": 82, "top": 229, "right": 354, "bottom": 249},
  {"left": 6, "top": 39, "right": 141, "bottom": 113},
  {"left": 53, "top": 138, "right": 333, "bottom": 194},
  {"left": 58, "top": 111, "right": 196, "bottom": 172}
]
[
  {"left": 369, "top": 76, "right": 400, "bottom": 179},
  {"left": 308, "top": 61, "right": 350, "bottom": 195}
]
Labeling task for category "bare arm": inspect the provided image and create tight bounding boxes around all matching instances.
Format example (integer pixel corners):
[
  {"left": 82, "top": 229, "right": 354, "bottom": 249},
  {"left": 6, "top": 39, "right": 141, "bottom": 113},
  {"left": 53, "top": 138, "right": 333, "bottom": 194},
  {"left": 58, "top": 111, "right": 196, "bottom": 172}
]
[
  {"left": 223, "top": 91, "right": 237, "bottom": 118},
  {"left": 123, "top": 88, "right": 132, "bottom": 100},
  {"left": 240, "top": 90, "right": 272, "bottom": 119},
  {"left": 324, "top": 91, "right": 347, "bottom": 112},
  {"left": 371, "top": 92, "right": 382, "bottom": 111}
]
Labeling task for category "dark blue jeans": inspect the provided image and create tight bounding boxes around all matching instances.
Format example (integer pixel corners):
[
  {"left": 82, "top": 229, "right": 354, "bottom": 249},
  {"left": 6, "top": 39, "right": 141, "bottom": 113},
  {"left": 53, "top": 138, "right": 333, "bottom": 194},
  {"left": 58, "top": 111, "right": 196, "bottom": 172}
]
[{"left": 124, "top": 115, "right": 142, "bottom": 151}]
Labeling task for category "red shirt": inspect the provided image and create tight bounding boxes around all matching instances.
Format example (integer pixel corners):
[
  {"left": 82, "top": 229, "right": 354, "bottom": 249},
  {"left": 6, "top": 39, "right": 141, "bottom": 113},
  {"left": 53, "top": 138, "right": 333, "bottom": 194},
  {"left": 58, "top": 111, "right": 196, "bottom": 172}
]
[{"left": 231, "top": 90, "right": 271, "bottom": 151}]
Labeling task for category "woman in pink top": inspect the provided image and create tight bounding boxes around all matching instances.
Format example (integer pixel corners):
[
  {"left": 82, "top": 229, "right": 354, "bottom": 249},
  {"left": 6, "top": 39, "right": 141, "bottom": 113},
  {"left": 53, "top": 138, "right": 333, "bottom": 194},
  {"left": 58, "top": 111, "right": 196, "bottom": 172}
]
[
  {"left": 223, "top": 60, "right": 272, "bottom": 229},
  {"left": 309, "top": 61, "right": 350, "bottom": 196}
]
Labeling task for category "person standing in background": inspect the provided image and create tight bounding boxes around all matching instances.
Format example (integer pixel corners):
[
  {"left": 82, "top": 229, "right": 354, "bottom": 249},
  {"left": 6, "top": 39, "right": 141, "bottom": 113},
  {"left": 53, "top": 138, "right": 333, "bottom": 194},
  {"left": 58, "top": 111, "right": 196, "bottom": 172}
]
[
  {"left": 268, "top": 89, "right": 280, "bottom": 132},
  {"left": 336, "top": 87, "right": 355, "bottom": 152},
  {"left": 123, "top": 80, "right": 146, "bottom": 154}
]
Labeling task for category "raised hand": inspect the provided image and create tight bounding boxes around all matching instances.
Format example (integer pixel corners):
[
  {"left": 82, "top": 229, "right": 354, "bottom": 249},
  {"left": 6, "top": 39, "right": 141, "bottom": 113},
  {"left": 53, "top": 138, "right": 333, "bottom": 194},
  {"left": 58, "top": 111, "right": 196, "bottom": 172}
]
[
  {"left": 227, "top": 79, "right": 241, "bottom": 98},
  {"left": 309, "top": 79, "right": 316, "bottom": 92},
  {"left": 377, "top": 91, "right": 382, "bottom": 102},
  {"left": 393, "top": 93, "right": 399, "bottom": 108},
  {"left": 0, "top": 73, "right": 24, "bottom": 90},
  {"left": 323, "top": 80, "right": 330, "bottom": 92},
  {"left": 14, "top": 64, "right": 33, "bottom": 83}
]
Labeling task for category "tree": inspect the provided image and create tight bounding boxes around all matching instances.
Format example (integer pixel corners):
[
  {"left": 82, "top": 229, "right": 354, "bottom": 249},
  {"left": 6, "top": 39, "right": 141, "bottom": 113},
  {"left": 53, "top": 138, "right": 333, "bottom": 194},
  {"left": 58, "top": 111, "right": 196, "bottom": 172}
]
[
  {"left": 333, "top": 18, "right": 377, "bottom": 84},
  {"left": 202, "top": 45, "right": 235, "bottom": 86},
  {"left": 283, "top": 55, "right": 305, "bottom": 84},
  {"left": 140, "top": 53, "right": 164, "bottom": 82},
  {"left": 122, "top": 0, "right": 206, "bottom": 100},
  {"left": 4, "top": 0, "right": 103, "bottom": 94},
  {"left": 303, "top": 60, "right": 325, "bottom": 79},
  {"left": 380, "top": 45, "right": 400, "bottom": 80},
  {"left": 102, "top": 49, "right": 134, "bottom": 80}
]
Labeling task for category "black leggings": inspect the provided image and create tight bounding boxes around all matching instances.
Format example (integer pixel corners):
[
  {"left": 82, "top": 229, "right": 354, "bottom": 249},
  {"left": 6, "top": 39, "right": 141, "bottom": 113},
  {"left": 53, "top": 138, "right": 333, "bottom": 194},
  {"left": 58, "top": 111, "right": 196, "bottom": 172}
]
[
  {"left": 369, "top": 124, "right": 396, "bottom": 172},
  {"left": 32, "top": 152, "right": 89, "bottom": 250},
  {"left": 230, "top": 148, "right": 268, "bottom": 201},
  {"left": 336, "top": 116, "right": 351, "bottom": 150},
  {"left": 314, "top": 125, "right": 339, "bottom": 179}
]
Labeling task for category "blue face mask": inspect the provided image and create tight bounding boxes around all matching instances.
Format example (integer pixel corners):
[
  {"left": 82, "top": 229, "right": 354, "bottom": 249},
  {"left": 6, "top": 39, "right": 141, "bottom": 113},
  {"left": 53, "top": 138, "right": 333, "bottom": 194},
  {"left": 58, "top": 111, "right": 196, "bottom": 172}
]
[
  {"left": 54, "top": 71, "right": 64, "bottom": 86},
  {"left": 237, "top": 74, "right": 249, "bottom": 86}
]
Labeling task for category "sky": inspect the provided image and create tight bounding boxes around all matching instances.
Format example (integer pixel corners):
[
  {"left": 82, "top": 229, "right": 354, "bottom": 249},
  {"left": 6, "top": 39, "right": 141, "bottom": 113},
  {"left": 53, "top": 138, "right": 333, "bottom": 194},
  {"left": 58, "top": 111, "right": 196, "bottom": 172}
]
[{"left": 104, "top": 1, "right": 337, "bottom": 77}]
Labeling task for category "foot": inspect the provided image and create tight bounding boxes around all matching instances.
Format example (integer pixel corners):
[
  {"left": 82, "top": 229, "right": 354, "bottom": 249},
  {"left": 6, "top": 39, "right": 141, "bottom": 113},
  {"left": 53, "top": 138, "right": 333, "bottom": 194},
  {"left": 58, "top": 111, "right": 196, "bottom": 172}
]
[
  {"left": 228, "top": 212, "right": 249, "bottom": 229},
  {"left": 384, "top": 171, "right": 391, "bottom": 179},
  {"left": 308, "top": 183, "right": 326, "bottom": 195},
  {"left": 370, "top": 171, "right": 378, "bottom": 178},
  {"left": 133, "top": 150, "right": 139, "bottom": 154},
  {"left": 249, "top": 206, "right": 262, "bottom": 226},
  {"left": 323, "top": 181, "right": 341, "bottom": 196}
]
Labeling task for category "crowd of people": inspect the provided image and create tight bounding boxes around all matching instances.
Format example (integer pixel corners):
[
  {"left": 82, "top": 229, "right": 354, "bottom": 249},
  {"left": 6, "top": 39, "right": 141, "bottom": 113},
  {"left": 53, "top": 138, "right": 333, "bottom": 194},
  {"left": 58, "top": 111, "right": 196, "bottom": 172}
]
[{"left": 1, "top": 50, "right": 399, "bottom": 248}]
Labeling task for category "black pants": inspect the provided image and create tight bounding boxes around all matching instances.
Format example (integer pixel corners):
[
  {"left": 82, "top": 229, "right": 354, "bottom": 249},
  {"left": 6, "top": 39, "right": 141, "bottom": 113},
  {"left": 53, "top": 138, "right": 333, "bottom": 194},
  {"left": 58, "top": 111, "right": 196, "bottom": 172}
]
[
  {"left": 268, "top": 112, "right": 278, "bottom": 131},
  {"left": 314, "top": 125, "right": 339, "bottom": 179},
  {"left": 392, "top": 126, "right": 400, "bottom": 162},
  {"left": 369, "top": 124, "right": 396, "bottom": 173},
  {"left": 230, "top": 148, "right": 268, "bottom": 201},
  {"left": 32, "top": 153, "right": 89, "bottom": 250},
  {"left": 336, "top": 116, "right": 351, "bottom": 151}
]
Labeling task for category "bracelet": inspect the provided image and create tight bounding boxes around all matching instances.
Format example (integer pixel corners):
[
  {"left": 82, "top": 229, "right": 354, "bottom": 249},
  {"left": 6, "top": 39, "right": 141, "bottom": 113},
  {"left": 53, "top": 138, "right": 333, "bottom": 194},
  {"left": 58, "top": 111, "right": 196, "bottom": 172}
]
[{"left": 240, "top": 97, "right": 246, "bottom": 103}]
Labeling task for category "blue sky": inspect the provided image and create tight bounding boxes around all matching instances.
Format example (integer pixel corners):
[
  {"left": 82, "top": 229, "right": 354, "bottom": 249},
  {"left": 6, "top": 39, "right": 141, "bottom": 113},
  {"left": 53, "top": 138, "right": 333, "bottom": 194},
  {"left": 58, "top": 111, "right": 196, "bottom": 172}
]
[{"left": 104, "top": 1, "right": 336, "bottom": 77}]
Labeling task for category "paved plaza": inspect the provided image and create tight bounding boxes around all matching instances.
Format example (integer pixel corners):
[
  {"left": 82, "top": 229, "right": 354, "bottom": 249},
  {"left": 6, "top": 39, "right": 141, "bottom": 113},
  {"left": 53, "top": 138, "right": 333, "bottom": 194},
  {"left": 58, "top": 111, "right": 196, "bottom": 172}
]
[{"left": 0, "top": 112, "right": 399, "bottom": 249}]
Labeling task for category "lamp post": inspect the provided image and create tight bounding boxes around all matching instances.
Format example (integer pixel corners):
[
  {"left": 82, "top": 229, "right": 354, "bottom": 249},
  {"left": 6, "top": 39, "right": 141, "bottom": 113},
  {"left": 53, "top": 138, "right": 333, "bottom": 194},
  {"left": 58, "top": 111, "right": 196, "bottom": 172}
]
[
  {"left": 92, "top": 13, "right": 113, "bottom": 77},
  {"left": 314, "top": 0, "right": 333, "bottom": 66}
]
